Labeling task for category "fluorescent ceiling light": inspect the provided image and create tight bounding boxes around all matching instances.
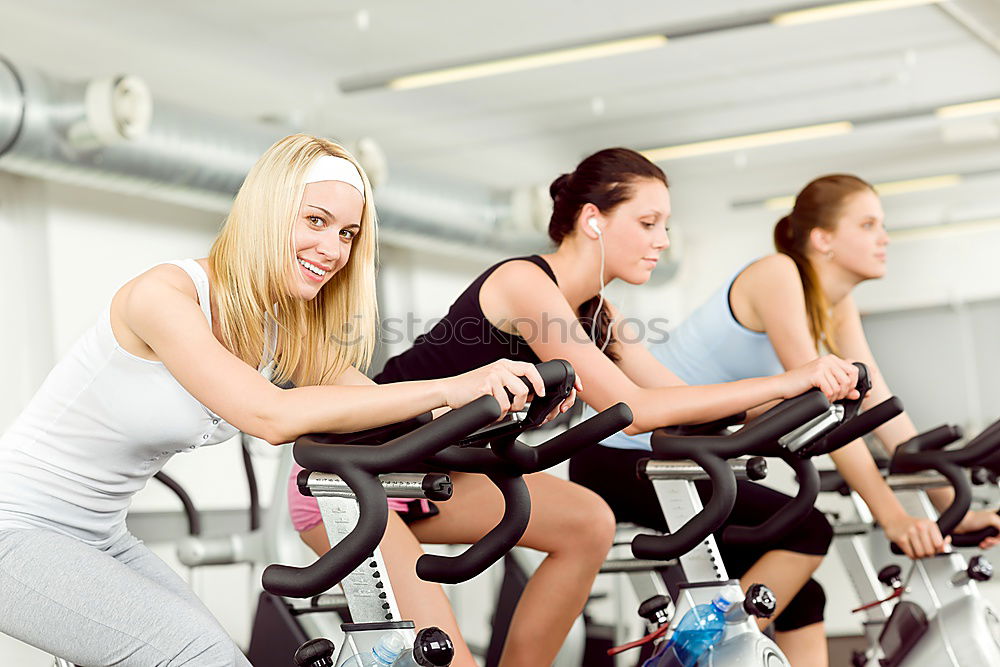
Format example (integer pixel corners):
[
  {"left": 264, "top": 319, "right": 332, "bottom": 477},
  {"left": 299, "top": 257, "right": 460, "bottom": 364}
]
[
  {"left": 875, "top": 174, "right": 961, "bottom": 196},
  {"left": 935, "top": 98, "right": 1000, "bottom": 119},
  {"left": 387, "top": 35, "right": 667, "bottom": 90},
  {"left": 772, "top": 0, "right": 942, "bottom": 26},
  {"left": 764, "top": 174, "right": 962, "bottom": 210},
  {"left": 890, "top": 216, "right": 1000, "bottom": 242},
  {"left": 643, "top": 121, "right": 853, "bottom": 162}
]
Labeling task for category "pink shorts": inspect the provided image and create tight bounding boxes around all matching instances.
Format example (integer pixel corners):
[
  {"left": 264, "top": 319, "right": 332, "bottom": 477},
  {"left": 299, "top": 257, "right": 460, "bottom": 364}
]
[{"left": 288, "top": 463, "right": 428, "bottom": 532}]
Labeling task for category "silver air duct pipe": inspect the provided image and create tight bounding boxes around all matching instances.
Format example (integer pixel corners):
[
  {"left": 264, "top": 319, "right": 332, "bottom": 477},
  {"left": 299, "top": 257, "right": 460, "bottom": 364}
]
[{"left": 0, "top": 57, "right": 677, "bottom": 279}]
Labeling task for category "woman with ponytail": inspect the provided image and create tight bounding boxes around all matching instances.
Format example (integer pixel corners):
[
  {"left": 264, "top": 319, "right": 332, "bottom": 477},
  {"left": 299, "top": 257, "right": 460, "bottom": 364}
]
[
  {"left": 291, "top": 149, "right": 860, "bottom": 666},
  {"left": 591, "top": 173, "right": 1000, "bottom": 665}
]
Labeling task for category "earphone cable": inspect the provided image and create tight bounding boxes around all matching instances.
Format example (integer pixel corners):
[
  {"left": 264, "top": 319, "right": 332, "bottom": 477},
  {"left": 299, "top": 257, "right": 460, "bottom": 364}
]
[{"left": 594, "top": 234, "right": 613, "bottom": 353}]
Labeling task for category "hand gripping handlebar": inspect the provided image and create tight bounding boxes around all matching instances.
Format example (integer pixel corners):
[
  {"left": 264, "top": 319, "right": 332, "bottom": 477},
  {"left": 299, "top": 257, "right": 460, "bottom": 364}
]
[
  {"left": 263, "top": 360, "right": 634, "bottom": 595},
  {"left": 418, "top": 361, "right": 632, "bottom": 582},
  {"left": 891, "top": 418, "right": 1000, "bottom": 551},
  {"left": 726, "top": 365, "right": 904, "bottom": 543}
]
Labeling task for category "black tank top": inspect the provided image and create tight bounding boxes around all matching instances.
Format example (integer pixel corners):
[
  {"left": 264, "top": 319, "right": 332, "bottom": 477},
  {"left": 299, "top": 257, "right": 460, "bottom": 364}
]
[{"left": 375, "top": 256, "right": 559, "bottom": 383}]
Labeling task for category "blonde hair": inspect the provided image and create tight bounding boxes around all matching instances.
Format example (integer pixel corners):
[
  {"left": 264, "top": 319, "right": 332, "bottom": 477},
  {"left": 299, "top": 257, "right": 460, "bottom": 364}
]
[
  {"left": 209, "top": 134, "right": 379, "bottom": 386},
  {"left": 773, "top": 174, "right": 875, "bottom": 356}
]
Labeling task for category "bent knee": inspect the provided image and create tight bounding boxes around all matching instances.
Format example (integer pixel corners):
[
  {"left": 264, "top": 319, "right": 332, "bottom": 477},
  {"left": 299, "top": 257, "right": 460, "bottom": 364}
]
[
  {"left": 560, "top": 487, "right": 617, "bottom": 554},
  {"left": 167, "top": 626, "right": 246, "bottom": 666},
  {"left": 774, "top": 578, "right": 826, "bottom": 632}
]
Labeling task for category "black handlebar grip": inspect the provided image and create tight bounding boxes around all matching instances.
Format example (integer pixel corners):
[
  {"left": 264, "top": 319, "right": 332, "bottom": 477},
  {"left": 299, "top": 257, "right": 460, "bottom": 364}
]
[
  {"left": 961, "top": 419, "right": 1000, "bottom": 463},
  {"left": 263, "top": 465, "right": 389, "bottom": 598},
  {"left": 660, "top": 412, "right": 747, "bottom": 437},
  {"left": 631, "top": 451, "right": 737, "bottom": 560},
  {"left": 535, "top": 358, "right": 575, "bottom": 391},
  {"left": 890, "top": 461, "right": 973, "bottom": 555},
  {"left": 892, "top": 425, "right": 964, "bottom": 462},
  {"left": 521, "top": 360, "right": 575, "bottom": 428},
  {"left": 489, "top": 437, "right": 539, "bottom": 470},
  {"left": 732, "top": 390, "right": 830, "bottom": 455},
  {"left": 800, "top": 396, "right": 904, "bottom": 458},
  {"left": 723, "top": 452, "right": 819, "bottom": 544},
  {"left": 950, "top": 511, "right": 1000, "bottom": 547},
  {"left": 837, "top": 362, "right": 872, "bottom": 422},
  {"left": 294, "top": 396, "right": 502, "bottom": 473},
  {"left": 529, "top": 402, "right": 633, "bottom": 471},
  {"left": 416, "top": 474, "right": 531, "bottom": 584},
  {"left": 324, "top": 413, "right": 433, "bottom": 446}
]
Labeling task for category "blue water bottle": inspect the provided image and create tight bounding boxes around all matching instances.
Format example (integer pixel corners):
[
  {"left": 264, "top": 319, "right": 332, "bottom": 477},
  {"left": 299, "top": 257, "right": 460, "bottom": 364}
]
[{"left": 643, "top": 593, "right": 735, "bottom": 666}]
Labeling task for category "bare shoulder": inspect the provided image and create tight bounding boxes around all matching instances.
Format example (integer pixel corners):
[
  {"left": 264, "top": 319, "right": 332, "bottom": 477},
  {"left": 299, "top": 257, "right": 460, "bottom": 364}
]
[
  {"left": 482, "top": 258, "right": 564, "bottom": 307},
  {"left": 742, "top": 253, "right": 799, "bottom": 282},
  {"left": 487, "top": 258, "right": 558, "bottom": 289},
  {"left": 110, "top": 263, "right": 205, "bottom": 360},
  {"left": 121, "top": 263, "right": 199, "bottom": 310},
  {"left": 738, "top": 254, "right": 803, "bottom": 297}
]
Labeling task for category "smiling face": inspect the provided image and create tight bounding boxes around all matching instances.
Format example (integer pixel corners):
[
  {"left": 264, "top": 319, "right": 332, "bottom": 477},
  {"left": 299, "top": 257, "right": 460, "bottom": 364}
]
[
  {"left": 820, "top": 188, "right": 890, "bottom": 281},
  {"left": 290, "top": 180, "right": 364, "bottom": 300},
  {"left": 595, "top": 178, "right": 672, "bottom": 285}
]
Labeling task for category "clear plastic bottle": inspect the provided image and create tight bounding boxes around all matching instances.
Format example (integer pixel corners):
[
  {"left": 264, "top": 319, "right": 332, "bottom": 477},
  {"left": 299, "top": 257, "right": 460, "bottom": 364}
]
[
  {"left": 643, "top": 593, "right": 735, "bottom": 667},
  {"left": 389, "top": 649, "right": 420, "bottom": 666},
  {"left": 341, "top": 632, "right": 407, "bottom": 667}
]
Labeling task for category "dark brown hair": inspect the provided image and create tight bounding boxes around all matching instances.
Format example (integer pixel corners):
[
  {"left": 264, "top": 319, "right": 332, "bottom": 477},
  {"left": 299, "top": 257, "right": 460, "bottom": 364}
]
[
  {"left": 774, "top": 174, "right": 875, "bottom": 355},
  {"left": 548, "top": 147, "right": 667, "bottom": 359}
]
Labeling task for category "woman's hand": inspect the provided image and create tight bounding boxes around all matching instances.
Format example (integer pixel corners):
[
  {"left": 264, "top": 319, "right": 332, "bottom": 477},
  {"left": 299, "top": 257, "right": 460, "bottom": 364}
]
[
  {"left": 539, "top": 376, "right": 584, "bottom": 426},
  {"left": 440, "top": 360, "right": 547, "bottom": 417},
  {"left": 883, "top": 514, "right": 947, "bottom": 559},
  {"left": 954, "top": 509, "right": 1000, "bottom": 550},
  {"left": 780, "top": 355, "right": 861, "bottom": 402}
]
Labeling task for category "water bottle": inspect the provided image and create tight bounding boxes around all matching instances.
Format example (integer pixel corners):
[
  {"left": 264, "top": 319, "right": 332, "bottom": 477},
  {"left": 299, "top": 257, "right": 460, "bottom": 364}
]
[
  {"left": 643, "top": 593, "right": 736, "bottom": 666},
  {"left": 341, "top": 632, "right": 407, "bottom": 667}
]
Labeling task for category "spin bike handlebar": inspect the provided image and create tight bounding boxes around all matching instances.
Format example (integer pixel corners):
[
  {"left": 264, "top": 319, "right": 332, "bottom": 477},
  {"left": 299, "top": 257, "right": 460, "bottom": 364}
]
[
  {"left": 724, "top": 365, "right": 904, "bottom": 544},
  {"left": 418, "top": 361, "right": 633, "bottom": 583},
  {"left": 262, "top": 395, "right": 502, "bottom": 598},
  {"left": 891, "top": 417, "right": 1000, "bottom": 551},
  {"left": 631, "top": 388, "right": 831, "bottom": 560},
  {"left": 263, "top": 360, "right": 634, "bottom": 595}
]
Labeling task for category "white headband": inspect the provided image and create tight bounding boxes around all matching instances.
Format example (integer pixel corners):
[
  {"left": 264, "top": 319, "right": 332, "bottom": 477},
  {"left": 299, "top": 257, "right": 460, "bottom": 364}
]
[{"left": 304, "top": 155, "right": 366, "bottom": 200}]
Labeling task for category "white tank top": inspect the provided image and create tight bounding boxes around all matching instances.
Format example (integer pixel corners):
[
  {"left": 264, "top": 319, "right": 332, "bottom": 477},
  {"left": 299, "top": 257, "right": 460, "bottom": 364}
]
[{"left": 0, "top": 260, "right": 270, "bottom": 547}]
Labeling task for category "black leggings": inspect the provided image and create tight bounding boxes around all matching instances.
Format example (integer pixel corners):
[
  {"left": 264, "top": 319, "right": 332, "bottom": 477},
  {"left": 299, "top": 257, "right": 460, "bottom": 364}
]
[{"left": 570, "top": 444, "right": 832, "bottom": 632}]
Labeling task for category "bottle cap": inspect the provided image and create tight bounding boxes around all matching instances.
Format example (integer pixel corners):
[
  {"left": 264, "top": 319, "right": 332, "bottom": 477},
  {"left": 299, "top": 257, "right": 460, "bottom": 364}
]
[{"left": 713, "top": 590, "right": 740, "bottom": 612}]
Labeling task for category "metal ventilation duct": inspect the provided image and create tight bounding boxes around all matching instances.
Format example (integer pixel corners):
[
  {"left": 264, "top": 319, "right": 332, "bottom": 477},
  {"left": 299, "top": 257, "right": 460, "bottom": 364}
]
[{"left": 0, "top": 56, "right": 677, "bottom": 280}]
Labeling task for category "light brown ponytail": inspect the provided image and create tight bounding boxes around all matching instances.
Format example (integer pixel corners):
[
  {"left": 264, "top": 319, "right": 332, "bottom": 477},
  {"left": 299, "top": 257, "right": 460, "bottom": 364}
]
[{"left": 773, "top": 174, "right": 875, "bottom": 355}]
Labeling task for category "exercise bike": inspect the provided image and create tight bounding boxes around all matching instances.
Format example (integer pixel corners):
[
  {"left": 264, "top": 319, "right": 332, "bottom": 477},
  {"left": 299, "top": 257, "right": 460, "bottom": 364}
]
[
  {"left": 263, "top": 360, "right": 633, "bottom": 666},
  {"left": 820, "top": 416, "right": 1000, "bottom": 667},
  {"left": 622, "top": 365, "right": 908, "bottom": 666}
]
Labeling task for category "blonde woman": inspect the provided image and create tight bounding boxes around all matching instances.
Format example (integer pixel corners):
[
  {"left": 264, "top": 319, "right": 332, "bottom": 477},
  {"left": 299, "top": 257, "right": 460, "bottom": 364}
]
[{"left": 0, "top": 134, "right": 578, "bottom": 666}]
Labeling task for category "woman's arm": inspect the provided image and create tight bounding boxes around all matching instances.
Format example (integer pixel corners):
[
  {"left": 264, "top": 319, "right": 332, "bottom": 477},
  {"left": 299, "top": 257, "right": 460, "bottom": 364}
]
[
  {"left": 123, "top": 266, "right": 543, "bottom": 445},
  {"left": 740, "top": 255, "right": 972, "bottom": 554},
  {"left": 482, "top": 261, "right": 857, "bottom": 435},
  {"left": 833, "top": 296, "right": 1000, "bottom": 547}
]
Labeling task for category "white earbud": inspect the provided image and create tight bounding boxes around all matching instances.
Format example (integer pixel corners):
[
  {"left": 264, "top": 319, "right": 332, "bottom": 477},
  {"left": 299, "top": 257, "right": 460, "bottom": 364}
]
[{"left": 588, "top": 217, "right": 602, "bottom": 236}]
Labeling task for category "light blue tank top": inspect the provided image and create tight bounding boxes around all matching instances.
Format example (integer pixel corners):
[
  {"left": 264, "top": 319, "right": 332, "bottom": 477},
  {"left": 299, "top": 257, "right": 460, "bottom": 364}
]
[{"left": 599, "top": 265, "right": 785, "bottom": 451}]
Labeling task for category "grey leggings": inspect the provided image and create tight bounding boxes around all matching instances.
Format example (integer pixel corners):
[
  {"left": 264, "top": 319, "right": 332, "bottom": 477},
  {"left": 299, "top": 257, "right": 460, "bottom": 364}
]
[{"left": 0, "top": 528, "right": 252, "bottom": 666}]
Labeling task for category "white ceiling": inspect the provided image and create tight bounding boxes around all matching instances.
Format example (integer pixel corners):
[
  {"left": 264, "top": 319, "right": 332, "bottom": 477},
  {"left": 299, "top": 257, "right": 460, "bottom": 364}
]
[{"left": 1, "top": 0, "right": 999, "bottom": 207}]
